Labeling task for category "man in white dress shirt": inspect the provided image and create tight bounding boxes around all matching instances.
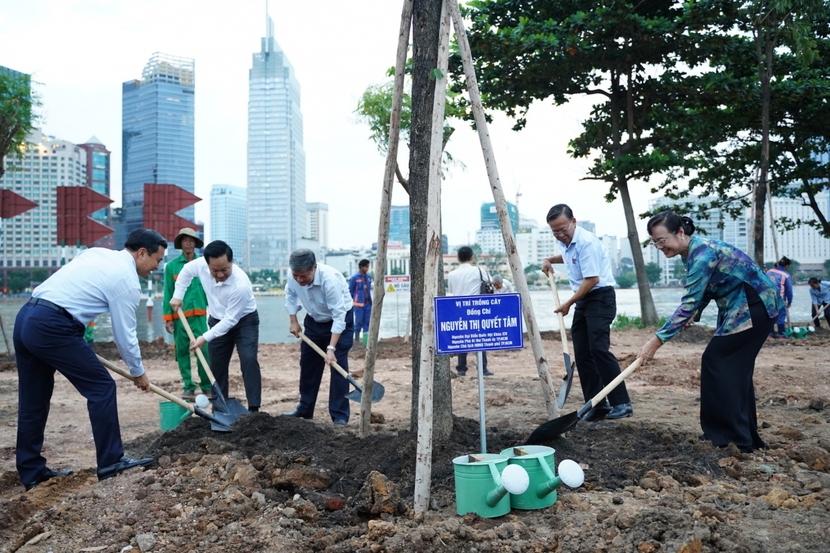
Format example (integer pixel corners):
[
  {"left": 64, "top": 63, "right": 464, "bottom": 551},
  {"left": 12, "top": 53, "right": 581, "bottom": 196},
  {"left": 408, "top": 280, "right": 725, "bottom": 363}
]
[
  {"left": 284, "top": 249, "right": 354, "bottom": 425},
  {"left": 14, "top": 228, "right": 165, "bottom": 490},
  {"left": 542, "top": 204, "right": 632, "bottom": 421},
  {"left": 492, "top": 274, "right": 515, "bottom": 294},
  {"left": 447, "top": 246, "right": 494, "bottom": 377},
  {"left": 170, "top": 240, "right": 262, "bottom": 411}
]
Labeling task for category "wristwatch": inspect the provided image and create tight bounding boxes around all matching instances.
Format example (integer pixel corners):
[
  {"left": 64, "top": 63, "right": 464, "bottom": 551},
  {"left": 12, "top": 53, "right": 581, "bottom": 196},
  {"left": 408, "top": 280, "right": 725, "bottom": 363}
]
[{"left": 326, "top": 345, "right": 336, "bottom": 351}]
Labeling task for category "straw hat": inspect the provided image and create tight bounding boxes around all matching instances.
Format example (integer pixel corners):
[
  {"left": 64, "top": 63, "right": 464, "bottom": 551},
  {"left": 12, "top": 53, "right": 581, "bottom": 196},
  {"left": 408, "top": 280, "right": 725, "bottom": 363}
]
[{"left": 174, "top": 228, "right": 204, "bottom": 249}]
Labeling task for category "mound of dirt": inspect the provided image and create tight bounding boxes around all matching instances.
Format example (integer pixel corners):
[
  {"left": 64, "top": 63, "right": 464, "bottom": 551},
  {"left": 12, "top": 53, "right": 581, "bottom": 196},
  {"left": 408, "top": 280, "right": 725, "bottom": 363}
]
[
  {"left": 2, "top": 331, "right": 830, "bottom": 552},
  {"left": 92, "top": 336, "right": 172, "bottom": 361}
]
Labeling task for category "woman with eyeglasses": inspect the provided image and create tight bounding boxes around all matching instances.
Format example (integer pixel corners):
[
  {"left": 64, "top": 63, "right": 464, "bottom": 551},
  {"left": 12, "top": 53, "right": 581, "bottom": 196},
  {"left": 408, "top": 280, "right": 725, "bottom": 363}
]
[{"left": 637, "top": 210, "right": 782, "bottom": 453}]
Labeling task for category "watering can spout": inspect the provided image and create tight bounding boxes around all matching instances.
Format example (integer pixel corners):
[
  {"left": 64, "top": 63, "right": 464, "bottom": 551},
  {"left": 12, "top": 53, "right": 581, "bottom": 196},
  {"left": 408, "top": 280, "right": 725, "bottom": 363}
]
[
  {"left": 536, "top": 476, "right": 563, "bottom": 498},
  {"left": 535, "top": 459, "right": 586, "bottom": 498},
  {"left": 485, "top": 464, "right": 529, "bottom": 507}
]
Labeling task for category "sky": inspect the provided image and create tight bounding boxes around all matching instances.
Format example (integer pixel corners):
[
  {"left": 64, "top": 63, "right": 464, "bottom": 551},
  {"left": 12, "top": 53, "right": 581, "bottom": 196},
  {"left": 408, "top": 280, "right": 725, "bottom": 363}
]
[{"left": 0, "top": 0, "right": 656, "bottom": 250}]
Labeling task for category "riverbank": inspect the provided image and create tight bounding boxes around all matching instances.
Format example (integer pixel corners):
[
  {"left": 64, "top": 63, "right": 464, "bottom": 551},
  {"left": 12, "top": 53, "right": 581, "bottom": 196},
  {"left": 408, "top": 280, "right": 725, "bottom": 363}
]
[{"left": 1, "top": 327, "right": 829, "bottom": 551}]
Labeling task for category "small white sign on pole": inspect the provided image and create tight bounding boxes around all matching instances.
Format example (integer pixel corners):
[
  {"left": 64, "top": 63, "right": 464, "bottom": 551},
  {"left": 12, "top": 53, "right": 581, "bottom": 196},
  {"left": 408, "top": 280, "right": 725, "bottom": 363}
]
[{"left": 384, "top": 275, "right": 410, "bottom": 293}]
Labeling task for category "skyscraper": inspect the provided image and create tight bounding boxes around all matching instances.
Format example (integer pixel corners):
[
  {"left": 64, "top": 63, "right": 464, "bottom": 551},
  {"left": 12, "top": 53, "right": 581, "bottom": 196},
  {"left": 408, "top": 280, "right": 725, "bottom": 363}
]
[
  {"left": 480, "top": 201, "right": 519, "bottom": 234},
  {"left": 0, "top": 130, "right": 88, "bottom": 269},
  {"left": 389, "top": 205, "right": 410, "bottom": 246},
  {"left": 210, "top": 184, "right": 248, "bottom": 268},
  {"left": 77, "top": 137, "right": 113, "bottom": 248},
  {"left": 247, "top": 14, "right": 306, "bottom": 271},
  {"left": 307, "top": 202, "right": 329, "bottom": 249},
  {"left": 120, "top": 52, "right": 195, "bottom": 246}
]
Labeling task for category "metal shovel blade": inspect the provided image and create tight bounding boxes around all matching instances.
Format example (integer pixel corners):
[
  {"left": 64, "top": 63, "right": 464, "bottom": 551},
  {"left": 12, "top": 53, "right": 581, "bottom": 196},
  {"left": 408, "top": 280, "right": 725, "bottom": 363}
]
[
  {"left": 525, "top": 411, "right": 579, "bottom": 444},
  {"left": 208, "top": 382, "right": 249, "bottom": 416},
  {"left": 345, "top": 381, "right": 385, "bottom": 403},
  {"left": 527, "top": 358, "right": 642, "bottom": 444},
  {"left": 556, "top": 353, "right": 575, "bottom": 409},
  {"left": 192, "top": 406, "right": 233, "bottom": 432}
]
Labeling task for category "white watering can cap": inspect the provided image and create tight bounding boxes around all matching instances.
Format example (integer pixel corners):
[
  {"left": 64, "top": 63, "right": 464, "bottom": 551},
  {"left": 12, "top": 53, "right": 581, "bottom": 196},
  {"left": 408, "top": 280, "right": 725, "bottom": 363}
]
[
  {"left": 501, "top": 464, "right": 530, "bottom": 495},
  {"left": 558, "top": 459, "right": 585, "bottom": 488}
]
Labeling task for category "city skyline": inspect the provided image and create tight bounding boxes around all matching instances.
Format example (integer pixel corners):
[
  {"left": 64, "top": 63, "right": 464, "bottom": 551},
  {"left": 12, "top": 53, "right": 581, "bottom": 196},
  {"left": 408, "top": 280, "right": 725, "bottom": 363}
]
[{"left": 0, "top": 0, "right": 661, "bottom": 250}]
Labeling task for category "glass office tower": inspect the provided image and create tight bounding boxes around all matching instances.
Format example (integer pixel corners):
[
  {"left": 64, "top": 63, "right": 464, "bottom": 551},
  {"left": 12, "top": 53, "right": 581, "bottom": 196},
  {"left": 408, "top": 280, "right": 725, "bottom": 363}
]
[
  {"left": 247, "top": 15, "right": 306, "bottom": 271},
  {"left": 119, "top": 53, "right": 195, "bottom": 246}
]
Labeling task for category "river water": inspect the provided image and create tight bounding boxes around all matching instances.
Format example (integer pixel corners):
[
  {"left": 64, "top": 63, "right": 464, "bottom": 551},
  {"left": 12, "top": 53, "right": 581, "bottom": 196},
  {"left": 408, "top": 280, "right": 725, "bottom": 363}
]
[{"left": 0, "top": 286, "right": 816, "bottom": 353}]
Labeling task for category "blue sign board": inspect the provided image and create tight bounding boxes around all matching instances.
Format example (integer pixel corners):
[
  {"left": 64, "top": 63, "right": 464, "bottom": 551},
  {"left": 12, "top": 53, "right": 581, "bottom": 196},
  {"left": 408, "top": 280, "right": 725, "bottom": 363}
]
[{"left": 434, "top": 293, "right": 524, "bottom": 354}]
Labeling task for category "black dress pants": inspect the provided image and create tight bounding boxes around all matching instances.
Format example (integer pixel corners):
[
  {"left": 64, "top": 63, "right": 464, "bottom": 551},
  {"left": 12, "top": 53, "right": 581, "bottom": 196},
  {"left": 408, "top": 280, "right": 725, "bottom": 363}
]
[
  {"left": 571, "top": 286, "right": 630, "bottom": 407},
  {"left": 208, "top": 311, "right": 262, "bottom": 408}
]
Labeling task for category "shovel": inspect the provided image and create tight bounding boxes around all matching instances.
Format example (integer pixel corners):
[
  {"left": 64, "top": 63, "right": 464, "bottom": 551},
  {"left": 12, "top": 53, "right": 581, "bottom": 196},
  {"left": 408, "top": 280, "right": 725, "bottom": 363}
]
[
  {"left": 298, "top": 331, "right": 385, "bottom": 403},
  {"left": 526, "top": 358, "right": 642, "bottom": 444},
  {"left": 177, "top": 307, "right": 249, "bottom": 420},
  {"left": 547, "top": 272, "right": 574, "bottom": 409},
  {"left": 808, "top": 303, "right": 830, "bottom": 331},
  {"left": 97, "top": 354, "right": 233, "bottom": 432}
]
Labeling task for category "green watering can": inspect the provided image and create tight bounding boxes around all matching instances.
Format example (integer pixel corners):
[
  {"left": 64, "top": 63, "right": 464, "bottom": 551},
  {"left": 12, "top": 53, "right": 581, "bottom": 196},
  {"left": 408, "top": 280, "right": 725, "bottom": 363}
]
[
  {"left": 499, "top": 445, "right": 585, "bottom": 510},
  {"left": 452, "top": 453, "right": 530, "bottom": 518}
]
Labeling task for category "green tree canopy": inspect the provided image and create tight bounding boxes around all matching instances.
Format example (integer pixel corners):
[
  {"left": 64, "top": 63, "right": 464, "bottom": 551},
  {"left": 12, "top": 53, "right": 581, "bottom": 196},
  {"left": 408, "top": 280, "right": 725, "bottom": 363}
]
[
  {"left": 0, "top": 70, "right": 39, "bottom": 180},
  {"left": 615, "top": 272, "right": 637, "bottom": 289},
  {"left": 645, "top": 262, "right": 662, "bottom": 286},
  {"left": 453, "top": 0, "right": 738, "bottom": 324}
]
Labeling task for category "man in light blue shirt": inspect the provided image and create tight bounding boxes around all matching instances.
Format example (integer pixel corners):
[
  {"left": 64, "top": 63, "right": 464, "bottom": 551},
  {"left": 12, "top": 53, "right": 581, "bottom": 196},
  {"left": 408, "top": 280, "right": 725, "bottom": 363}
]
[
  {"left": 541, "top": 204, "right": 632, "bottom": 421},
  {"left": 808, "top": 277, "right": 830, "bottom": 328},
  {"left": 15, "top": 229, "right": 166, "bottom": 490},
  {"left": 284, "top": 249, "right": 354, "bottom": 425}
]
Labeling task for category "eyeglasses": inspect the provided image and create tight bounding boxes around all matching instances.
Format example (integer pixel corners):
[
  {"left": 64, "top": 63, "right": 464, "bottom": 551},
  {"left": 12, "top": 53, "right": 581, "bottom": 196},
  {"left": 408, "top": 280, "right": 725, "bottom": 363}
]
[
  {"left": 650, "top": 233, "right": 676, "bottom": 248},
  {"left": 551, "top": 221, "right": 573, "bottom": 237}
]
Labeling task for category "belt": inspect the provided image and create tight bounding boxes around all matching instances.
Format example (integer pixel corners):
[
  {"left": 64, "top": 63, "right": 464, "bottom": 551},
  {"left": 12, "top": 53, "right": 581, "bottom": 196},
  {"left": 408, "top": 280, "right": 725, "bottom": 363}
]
[{"left": 28, "top": 298, "right": 73, "bottom": 320}]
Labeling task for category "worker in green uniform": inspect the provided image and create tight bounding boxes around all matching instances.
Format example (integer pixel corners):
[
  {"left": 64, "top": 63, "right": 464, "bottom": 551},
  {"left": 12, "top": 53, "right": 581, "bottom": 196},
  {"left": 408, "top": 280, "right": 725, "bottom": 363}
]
[{"left": 163, "top": 228, "right": 211, "bottom": 400}]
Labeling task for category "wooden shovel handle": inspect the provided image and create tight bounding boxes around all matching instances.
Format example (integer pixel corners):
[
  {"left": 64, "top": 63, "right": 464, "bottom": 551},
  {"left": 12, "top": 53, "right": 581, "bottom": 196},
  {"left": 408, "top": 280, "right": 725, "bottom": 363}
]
[
  {"left": 811, "top": 302, "right": 830, "bottom": 323},
  {"left": 176, "top": 307, "right": 217, "bottom": 385},
  {"left": 589, "top": 358, "right": 642, "bottom": 409},
  {"left": 298, "top": 332, "right": 351, "bottom": 381},
  {"left": 97, "top": 354, "right": 195, "bottom": 413},
  {"left": 547, "top": 272, "right": 570, "bottom": 357}
]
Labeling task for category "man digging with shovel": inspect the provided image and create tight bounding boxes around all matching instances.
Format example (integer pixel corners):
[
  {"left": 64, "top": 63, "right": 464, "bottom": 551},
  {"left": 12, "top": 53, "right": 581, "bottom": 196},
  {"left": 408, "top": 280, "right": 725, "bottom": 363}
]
[
  {"left": 283, "top": 249, "right": 354, "bottom": 426},
  {"left": 14, "top": 229, "right": 164, "bottom": 490},
  {"left": 542, "top": 204, "right": 633, "bottom": 422},
  {"left": 170, "top": 240, "right": 262, "bottom": 413}
]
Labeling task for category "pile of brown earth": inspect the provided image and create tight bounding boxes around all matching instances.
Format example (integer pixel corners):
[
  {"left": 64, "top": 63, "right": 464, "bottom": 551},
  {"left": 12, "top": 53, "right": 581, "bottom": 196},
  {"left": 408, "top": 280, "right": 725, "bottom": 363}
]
[{"left": 3, "top": 406, "right": 830, "bottom": 552}]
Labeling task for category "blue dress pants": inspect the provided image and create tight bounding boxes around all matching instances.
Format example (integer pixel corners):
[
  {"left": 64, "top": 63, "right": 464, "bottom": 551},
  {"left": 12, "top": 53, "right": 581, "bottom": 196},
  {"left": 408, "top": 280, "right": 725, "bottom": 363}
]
[
  {"left": 14, "top": 302, "right": 124, "bottom": 486},
  {"left": 297, "top": 310, "right": 353, "bottom": 422}
]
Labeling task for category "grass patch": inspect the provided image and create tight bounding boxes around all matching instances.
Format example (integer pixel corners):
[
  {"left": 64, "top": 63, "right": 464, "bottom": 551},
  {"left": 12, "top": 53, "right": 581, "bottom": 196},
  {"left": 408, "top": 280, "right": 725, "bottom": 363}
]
[{"left": 612, "top": 314, "right": 668, "bottom": 331}]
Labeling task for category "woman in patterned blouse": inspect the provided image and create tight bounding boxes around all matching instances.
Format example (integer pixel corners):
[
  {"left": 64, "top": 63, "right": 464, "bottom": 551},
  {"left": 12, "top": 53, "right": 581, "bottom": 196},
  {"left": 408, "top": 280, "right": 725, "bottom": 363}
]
[{"left": 638, "top": 211, "right": 782, "bottom": 453}]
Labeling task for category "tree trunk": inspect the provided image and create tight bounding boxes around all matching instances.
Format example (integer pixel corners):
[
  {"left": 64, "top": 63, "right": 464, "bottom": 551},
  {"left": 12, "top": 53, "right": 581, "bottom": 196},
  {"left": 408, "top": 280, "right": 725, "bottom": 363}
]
[
  {"left": 414, "top": 0, "right": 450, "bottom": 514},
  {"left": 752, "top": 22, "right": 775, "bottom": 266},
  {"left": 615, "top": 70, "right": 658, "bottom": 325},
  {"left": 359, "top": 0, "right": 414, "bottom": 438},
  {"left": 449, "top": 0, "right": 558, "bottom": 419},
  {"left": 409, "top": 0, "right": 452, "bottom": 440},
  {"left": 619, "top": 178, "right": 658, "bottom": 324}
]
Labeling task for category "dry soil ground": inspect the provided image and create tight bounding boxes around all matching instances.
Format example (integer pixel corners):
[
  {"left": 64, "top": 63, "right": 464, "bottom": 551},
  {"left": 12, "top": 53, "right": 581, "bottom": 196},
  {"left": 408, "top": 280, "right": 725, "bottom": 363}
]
[{"left": 1, "top": 326, "right": 829, "bottom": 552}]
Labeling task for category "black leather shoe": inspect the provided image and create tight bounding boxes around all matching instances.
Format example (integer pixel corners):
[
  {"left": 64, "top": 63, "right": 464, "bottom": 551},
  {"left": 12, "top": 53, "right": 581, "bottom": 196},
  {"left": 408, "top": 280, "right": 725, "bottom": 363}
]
[
  {"left": 97, "top": 456, "right": 154, "bottom": 481},
  {"left": 282, "top": 409, "right": 312, "bottom": 419},
  {"left": 23, "top": 467, "right": 74, "bottom": 491},
  {"left": 606, "top": 402, "right": 633, "bottom": 420},
  {"left": 584, "top": 404, "right": 611, "bottom": 422}
]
